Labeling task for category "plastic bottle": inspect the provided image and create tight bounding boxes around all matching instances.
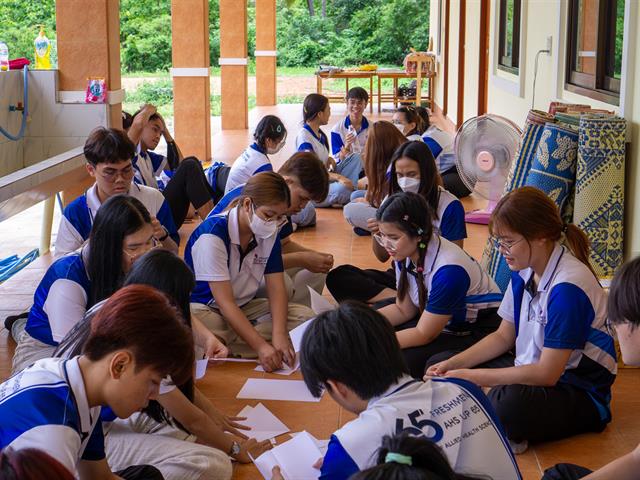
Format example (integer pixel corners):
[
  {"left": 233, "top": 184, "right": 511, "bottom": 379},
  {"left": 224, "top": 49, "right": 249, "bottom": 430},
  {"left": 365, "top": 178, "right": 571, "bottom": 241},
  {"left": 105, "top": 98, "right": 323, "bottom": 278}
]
[
  {"left": 0, "top": 41, "right": 9, "bottom": 72},
  {"left": 349, "top": 125, "right": 362, "bottom": 154},
  {"left": 34, "top": 26, "right": 51, "bottom": 70}
]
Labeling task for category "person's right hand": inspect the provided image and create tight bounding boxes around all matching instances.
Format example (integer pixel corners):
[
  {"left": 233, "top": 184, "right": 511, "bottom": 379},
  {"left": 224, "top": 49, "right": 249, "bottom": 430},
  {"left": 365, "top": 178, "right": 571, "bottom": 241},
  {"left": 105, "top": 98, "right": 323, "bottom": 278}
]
[
  {"left": 304, "top": 252, "right": 334, "bottom": 273},
  {"left": 271, "top": 466, "right": 285, "bottom": 480},
  {"left": 366, "top": 218, "right": 379, "bottom": 234},
  {"left": 424, "top": 359, "right": 454, "bottom": 379},
  {"left": 258, "top": 343, "right": 284, "bottom": 372},
  {"left": 344, "top": 132, "right": 356, "bottom": 148},
  {"left": 235, "top": 437, "right": 273, "bottom": 464},
  {"left": 134, "top": 104, "right": 157, "bottom": 125}
]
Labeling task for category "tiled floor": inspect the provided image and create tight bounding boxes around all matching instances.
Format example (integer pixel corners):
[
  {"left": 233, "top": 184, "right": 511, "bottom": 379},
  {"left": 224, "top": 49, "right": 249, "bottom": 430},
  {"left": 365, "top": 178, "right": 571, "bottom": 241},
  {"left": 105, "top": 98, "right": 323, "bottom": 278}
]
[{"left": 0, "top": 104, "right": 638, "bottom": 479}]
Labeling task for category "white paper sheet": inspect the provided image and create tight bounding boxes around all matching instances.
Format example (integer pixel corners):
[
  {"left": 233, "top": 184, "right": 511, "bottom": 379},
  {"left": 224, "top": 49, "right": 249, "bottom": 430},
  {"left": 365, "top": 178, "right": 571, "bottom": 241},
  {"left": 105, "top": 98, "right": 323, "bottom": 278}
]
[
  {"left": 290, "top": 319, "right": 312, "bottom": 353},
  {"left": 195, "top": 358, "right": 208, "bottom": 380},
  {"left": 290, "top": 432, "right": 330, "bottom": 456},
  {"left": 254, "top": 353, "right": 300, "bottom": 375},
  {"left": 308, "top": 286, "right": 335, "bottom": 315},
  {"left": 236, "top": 403, "right": 290, "bottom": 442},
  {"left": 209, "top": 357, "right": 260, "bottom": 364},
  {"left": 237, "top": 378, "right": 321, "bottom": 402},
  {"left": 253, "top": 431, "right": 323, "bottom": 480}
]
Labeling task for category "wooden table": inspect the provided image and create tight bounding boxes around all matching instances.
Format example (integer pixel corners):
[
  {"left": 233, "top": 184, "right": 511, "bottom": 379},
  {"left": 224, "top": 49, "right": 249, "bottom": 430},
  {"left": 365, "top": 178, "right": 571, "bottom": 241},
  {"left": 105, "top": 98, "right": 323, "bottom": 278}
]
[
  {"left": 315, "top": 71, "right": 375, "bottom": 113},
  {"left": 376, "top": 69, "right": 435, "bottom": 112}
]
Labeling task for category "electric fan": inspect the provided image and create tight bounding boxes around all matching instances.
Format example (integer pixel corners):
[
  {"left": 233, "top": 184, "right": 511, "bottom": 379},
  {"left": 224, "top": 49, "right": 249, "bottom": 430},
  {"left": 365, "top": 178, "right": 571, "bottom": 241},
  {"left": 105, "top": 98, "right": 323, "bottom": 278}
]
[{"left": 454, "top": 114, "right": 522, "bottom": 224}]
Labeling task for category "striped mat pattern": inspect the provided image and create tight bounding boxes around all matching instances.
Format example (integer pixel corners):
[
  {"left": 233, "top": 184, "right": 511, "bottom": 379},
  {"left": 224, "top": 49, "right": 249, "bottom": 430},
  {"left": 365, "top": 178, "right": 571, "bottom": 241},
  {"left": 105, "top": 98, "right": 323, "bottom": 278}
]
[{"left": 574, "top": 115, "right": 627, "bottom": 280}]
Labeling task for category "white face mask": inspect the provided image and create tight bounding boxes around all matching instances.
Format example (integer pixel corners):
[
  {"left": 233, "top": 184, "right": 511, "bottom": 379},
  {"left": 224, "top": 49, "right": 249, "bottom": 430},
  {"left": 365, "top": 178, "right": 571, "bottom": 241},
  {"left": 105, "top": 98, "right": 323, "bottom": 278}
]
[
  {"left": 249, "top": 204, "right": 279, "bottom": 239},
  {"left": 267, "top": 139, "right": 286, "bottom": 155},
  {"left": 397, "top": 176, "right": 421, "bottom": 193}
]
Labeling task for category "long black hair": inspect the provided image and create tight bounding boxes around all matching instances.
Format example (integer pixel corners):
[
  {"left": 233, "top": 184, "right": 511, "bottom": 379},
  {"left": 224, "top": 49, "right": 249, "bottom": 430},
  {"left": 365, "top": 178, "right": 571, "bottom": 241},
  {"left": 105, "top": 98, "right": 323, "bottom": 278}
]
[
  {"left": 54, "top": 249, "right": 197, "bottom": 429},
  {"left": 350, "top": 433, "right": 485, "bottom": 480},
  {"left": 376, "top": 192, "right": 433, "bottom": 311},
  {"left": 388, "top": 141, "right": 442, "bottom": 221},
  {"left": 87, "top": 195, "right": 152, "bottom": 307}
]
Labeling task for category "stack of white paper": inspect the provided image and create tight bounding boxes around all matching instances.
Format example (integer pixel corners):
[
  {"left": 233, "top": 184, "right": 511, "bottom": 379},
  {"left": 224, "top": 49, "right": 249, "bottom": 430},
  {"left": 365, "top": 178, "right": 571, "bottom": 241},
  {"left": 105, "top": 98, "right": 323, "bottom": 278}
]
[
  {"left": 253, "top": 431, "right": 323, "bottom": 480},
  {"left": 195, "top": 358, "right": 208, "bottom": 380},
  {"left": 237, "top": 378, "right": 321, "bottom": 402},
  {"left": 236, "top": 403, "right": 289, "bottom": 442},
  {"left": 290, "top": 432, "right": 330, "bottom": 456}
]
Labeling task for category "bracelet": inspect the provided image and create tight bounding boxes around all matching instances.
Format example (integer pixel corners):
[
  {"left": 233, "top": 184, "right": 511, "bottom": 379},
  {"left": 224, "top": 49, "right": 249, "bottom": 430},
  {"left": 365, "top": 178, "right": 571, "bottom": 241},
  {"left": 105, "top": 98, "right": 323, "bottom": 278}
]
[{"left": 158, "top": 227, "right": 169, "bottom": 242}]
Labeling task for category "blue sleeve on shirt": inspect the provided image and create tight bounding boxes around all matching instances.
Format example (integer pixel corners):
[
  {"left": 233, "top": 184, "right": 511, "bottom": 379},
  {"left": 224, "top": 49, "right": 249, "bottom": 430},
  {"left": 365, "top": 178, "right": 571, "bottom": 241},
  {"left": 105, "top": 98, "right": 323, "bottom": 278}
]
[
  {"left": 544, "top": 282, "right": 594, "bottom": 350},
  {"left": 81, "top": 421, "right": 106, "bottom": 461},
  {"left": 439, "top": 200, "right": 467, "bottom": 241},
  {"left": 423, "top": 136, "right": 443, "bottom": 159},
  {"left": 253, "top": 163, "right": 273, "bottom": 175},
  {"left": 264, "top": 237, "right": 284, "bottom": 274},
  {"left": 63, "top": 197, "right": 92, "bottom": 241},
  {"left": 156, "top": 199, "right": 180, "bottom": 245},
  {"left": 331, "top": 131, "right": 344, "bottom": 156},
  {"left": 278, "top": 218, "right": 293, "bottom": 240},
  {"left": 426, "top": 265, "right": 470, "bottom": 319},
  {"left": 320, "top": 435, "right": 361, "bottom": 480},
  {"left": 298, "top": 142, "right": 314, "bottom": 152}
]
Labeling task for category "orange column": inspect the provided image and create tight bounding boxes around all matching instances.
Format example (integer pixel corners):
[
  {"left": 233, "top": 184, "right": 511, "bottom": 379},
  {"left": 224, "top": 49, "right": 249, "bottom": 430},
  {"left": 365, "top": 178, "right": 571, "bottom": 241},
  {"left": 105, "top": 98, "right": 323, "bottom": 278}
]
[
  {"left": 56, "top": 0, "right": 122, "bottom": 129},
  {"left": 171, "top": 0, "right": 212, "bottom": 161},
  {"left": 255, "top": 0, "right": 277, "bottom": 106},
  {"left": 220, "top": 0, "right": 249, "bottom": 129}
]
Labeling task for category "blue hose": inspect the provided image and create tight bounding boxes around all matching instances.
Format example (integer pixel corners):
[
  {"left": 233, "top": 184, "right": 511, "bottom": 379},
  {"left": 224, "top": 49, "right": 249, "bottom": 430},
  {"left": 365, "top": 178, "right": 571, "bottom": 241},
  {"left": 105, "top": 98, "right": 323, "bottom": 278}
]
[{"left": 0, "top": 65, "right": 29, "bottom": 141}]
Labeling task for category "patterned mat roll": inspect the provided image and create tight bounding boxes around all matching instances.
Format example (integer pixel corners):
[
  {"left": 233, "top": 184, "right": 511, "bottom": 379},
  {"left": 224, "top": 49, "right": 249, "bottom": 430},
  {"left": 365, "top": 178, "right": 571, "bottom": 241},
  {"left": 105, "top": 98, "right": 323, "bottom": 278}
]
[
  {"left": 574, "top": 115, "right": 627, "bottom": 280},
  {"left": 483, "top": 110, "right": 555, "bottom": 292}
]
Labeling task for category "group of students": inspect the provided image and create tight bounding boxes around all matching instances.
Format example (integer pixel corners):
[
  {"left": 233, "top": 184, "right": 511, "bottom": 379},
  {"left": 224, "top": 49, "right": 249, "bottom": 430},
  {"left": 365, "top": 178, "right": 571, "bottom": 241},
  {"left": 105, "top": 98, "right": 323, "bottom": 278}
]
[{"left": 0, "top": 91, "right": 637, "bottom": 480}]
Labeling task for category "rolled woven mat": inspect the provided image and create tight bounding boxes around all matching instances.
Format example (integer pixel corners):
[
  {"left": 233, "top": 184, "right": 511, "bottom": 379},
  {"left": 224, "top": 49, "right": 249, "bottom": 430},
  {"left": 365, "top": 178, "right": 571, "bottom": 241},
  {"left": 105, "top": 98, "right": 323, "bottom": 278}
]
[
  {"left": 482, "top": 110, "right": 555, "bottom": 292},
  {"left": 574, "top": 114, "right": 627, "bottom": 280},
  {"left": 549, "top": 102, "right": 591, "bottom": 115}
]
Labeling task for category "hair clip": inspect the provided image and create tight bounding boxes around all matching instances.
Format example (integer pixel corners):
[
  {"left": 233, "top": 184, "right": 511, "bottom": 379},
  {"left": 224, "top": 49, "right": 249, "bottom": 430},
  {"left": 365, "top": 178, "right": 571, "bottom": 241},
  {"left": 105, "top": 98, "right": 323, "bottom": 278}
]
[
  {"left": 276, "top": 125, "right": 282, "bottom": 133},
  {"left": 403, "top": 214, "right": 410, "bottom": 221},
  {"left": 416, "top": 266, "right": 424, "bottom": 273},
  {"left": 385, "top": 452, "right": 412, "bottom": 466},
  {"left": 419, "top": 241, "right": 426, "bottom": 249},
  {"left": 416, "top": 227, "right": 424, "bottom": 235},
  {"left": 562, "top": 224, "right": 568, "bottom": 233}
]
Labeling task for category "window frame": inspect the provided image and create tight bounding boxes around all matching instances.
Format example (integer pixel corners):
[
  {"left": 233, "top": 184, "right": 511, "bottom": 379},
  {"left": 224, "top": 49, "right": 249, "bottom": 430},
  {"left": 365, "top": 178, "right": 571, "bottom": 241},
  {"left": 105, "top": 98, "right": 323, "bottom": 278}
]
[
  {"left": 497, "top": 0, "right": 521, "bottom": 75},
  {"left": 565, "top": 0, "right": 622, "bottom": 105}
]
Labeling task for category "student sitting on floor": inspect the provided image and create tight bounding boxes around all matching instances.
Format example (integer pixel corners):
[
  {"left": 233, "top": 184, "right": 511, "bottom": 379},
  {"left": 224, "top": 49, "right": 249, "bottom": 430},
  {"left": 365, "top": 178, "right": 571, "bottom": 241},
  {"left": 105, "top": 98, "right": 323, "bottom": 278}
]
[
  {"left": 392, "top": 105, "right": 429, "bottom": 141},
  {"left": 0, "top": 285, "right": 194, "bottom": 480},
  {"left": 426, "top": 186, "right": 617, "bottom": 454},
  {"left": 186, "top": 172, "right": 314, "bottom": 372},
  {"left": 224, "top": 115, "right": 287, "bottom": 195},
  {"left": 327, "top": 142, "right": 467, "bottom": 306},
  {"left": 296, "top": 93, "right": 357, "bottom": 207},
  {"left": 55, "top": 127, "right": 178, "bottom": 256},
  {"left": 342, "top": 120, "right": 407, "bottom": 235},
  {"left": 211, "top": 152, "right": 332, "bottom": 308},
  {"left": 55, "top": 250, "right": 271, "bottom": 480},
  {"left": 330, "top": 86, "right": 370, "bottom": 163},
  {"left": 127, "top": 104, "right": 215, "bottom": 227},
  {"left": 294, "top": 301, "right": 520, "bottom": 480},
  {"left": 421, "top": 115, "right": 470, "bottom": 198},
  {"left": 543, "top": 257, "right": 640, "bottom": 480},
  {"left": 374, "top": 192, "right": 501, "bottom": 379}
]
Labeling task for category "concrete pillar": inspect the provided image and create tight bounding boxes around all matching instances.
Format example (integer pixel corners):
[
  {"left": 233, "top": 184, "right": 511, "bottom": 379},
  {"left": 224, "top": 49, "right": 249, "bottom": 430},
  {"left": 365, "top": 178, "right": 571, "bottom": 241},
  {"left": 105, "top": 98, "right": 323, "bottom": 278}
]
[
  {"left": 255, "top": 0, "right": 277, "bottom": 106},
  {"left": 56, "top": 0, "right": 122, "bottom": 129},
  {"left": 171, "top": 0, "right": 212, "bottom": 161},
  {"left": 220, "top": 0, "right": 249, "bottom": 129}
]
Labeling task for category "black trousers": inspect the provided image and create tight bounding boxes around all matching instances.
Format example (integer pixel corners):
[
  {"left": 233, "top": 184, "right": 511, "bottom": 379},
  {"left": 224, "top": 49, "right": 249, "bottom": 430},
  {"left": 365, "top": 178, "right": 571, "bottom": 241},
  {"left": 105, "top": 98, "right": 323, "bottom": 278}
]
[
  {"left": 542, "top": 464, "right": 593, "bottom": 480},
  {"left": 428, "top": 350, "right": 608, "bottom": 444},
  {"left": 117, "top": 465, "right": 165, "bottom": 480},
  {"left": 395, "top": 308, "right": 502, "bottom": 379},
  {"left": 326, "top": 265, "right": 396, "bottom": 303},
  {"left": 441, "top": 166, "right": 471, "bottom": 198},
  {"left": 162, "top": 157, "right": 214, "bottom": 228}
]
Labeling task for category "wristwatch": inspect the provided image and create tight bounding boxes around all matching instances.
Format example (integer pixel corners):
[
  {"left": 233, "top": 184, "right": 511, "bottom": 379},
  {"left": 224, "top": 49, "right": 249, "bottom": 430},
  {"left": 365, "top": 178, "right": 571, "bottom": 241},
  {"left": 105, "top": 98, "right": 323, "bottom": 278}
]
[
  {"left": 229, "top": 440, "right": 241, "bottom": 457},
  {"left": 157, "top": 226, "right": 169, "bottom": 242}
]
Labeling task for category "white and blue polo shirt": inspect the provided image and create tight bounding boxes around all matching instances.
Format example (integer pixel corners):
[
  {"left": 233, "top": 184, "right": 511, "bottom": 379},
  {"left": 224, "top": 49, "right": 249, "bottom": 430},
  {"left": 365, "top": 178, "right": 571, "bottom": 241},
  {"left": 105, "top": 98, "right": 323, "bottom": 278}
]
[
  {"left": 185, "top": 207, "right": 284, "bottom": 308},
  {"left": 55, "top": 182, "right": 178, "bottom": 256},
  {"left": 26, "top": 251, "right": 91, "bottom": 346},
  {"left": 498, "top": 244, "right": 617, "bottom": 421},
  {"left": 0, "top": 356, "right": 105, "bottom": 475},
  {"left": 395, "top": 235, "right": 502, "bottom": 330},
  {"left": 330, "top": 116, "right": 369, "bottom": 159},
  {"left": 422, "top": 126, "right": 456, "bottom": 173},
  {"left": 225, "top": 143, "right": 274, "bottom": 194},
  {"left": 296, "top": 124, "right": 331, "bottom": 166},
  {"left": 320, "top": 375, "right": 520, "bottom": 480},
  {"left": 210, "top": 184, "right": 294, "bottom": 240},
  {"left": 434, "top": 187, "right": 467, "bottom": 242},
  {"left": 132, "top": 145, "right": 172, "bottom": 190}
]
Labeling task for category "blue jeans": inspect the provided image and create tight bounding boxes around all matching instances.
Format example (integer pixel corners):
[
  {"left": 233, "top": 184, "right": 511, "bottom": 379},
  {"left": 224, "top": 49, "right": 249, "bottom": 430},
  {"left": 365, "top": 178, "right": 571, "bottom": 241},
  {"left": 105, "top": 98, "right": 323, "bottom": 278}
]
[
  {"left": 291, "top": 201, "right": 316, "bottom": 227},
  {"left": 336, "top": 153, "right": 363, "bottom": 185},
  {"left": 314, "top": 181, "right": 353, "bottom": 207},
  {"left": 350, "top": 189, "right": 366, "bottom": 202}
]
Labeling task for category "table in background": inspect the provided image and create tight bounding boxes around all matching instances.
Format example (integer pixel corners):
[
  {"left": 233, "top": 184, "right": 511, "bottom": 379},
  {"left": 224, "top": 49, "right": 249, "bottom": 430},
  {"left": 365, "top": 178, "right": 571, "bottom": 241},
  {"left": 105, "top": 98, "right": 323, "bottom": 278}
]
[
  {"left": 315, "top": 71, "right": 375, "bottom": 113},
  {"left": 376, "top": 69, "right": 435, "bottom": 113}
]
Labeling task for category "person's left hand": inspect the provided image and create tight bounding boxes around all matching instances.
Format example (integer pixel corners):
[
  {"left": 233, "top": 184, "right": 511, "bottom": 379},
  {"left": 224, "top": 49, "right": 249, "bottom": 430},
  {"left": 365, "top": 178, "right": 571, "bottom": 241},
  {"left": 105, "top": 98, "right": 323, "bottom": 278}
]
[
  {"left": 271, "top": 466, "right": 285, "bottom": 480},
  {"left": 203, "top": 333, "right": 229, "bottom": 359},
  {"left": 272, "top": 332, "right": 295, "bottom": 368},
  {"left": 208, "top": 407, "right": 250, "bottom": 439},
  {"left": 443, "top": 368, "right": 482, "bottom": 385},
  {"left": 150, "top": 217, "right": 166, "bottom": 240}
]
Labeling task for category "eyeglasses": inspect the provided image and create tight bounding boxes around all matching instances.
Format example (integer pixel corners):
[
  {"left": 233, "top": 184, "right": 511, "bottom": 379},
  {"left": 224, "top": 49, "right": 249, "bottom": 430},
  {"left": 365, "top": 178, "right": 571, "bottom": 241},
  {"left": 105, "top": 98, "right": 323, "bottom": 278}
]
[
  {"left": 490, "top": 236, "right": 525, "bottom": 255},
  {"left": 123, "top": 237, "right": 160, "bottom": 262},
  {"left": 99, "top": 165, "right": 134, "bottom": 183},
  {"left": 373, "top": 232, "right": 404, "bottom": 250},
  {"left": 252, "top": 203, "right": 289, "bottom": 228}
]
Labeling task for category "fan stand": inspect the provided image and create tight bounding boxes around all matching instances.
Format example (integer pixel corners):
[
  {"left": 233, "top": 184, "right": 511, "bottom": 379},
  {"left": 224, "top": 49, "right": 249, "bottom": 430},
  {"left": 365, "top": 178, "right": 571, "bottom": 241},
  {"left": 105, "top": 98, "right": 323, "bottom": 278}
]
[{"left": 465, "top": 200, "right": 497, "bottom": 225}]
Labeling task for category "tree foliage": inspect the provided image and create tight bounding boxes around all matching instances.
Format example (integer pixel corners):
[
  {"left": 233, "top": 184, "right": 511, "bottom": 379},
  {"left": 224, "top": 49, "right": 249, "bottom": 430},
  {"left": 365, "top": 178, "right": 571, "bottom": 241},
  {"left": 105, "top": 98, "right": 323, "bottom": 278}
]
[{"left": 0, "top": 0, "right": 430, "bottom": 72}]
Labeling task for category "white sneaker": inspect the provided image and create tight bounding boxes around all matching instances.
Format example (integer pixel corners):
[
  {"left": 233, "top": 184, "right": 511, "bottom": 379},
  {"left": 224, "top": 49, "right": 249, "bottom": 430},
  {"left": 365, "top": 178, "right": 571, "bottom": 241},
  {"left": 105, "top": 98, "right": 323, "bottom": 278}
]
[{"left": 508, "top": 439, "right": 528, "bottom": 454}]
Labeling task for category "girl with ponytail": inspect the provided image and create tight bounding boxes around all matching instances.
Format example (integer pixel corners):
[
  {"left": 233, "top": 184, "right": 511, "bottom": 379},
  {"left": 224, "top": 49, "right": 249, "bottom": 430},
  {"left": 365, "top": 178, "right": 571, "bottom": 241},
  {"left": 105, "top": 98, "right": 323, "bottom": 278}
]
[
  {"left": 375, "top": 192, "right": 502, "bottom": 379},
  {"left": 427, "top": 186, "right": 617, "bottom": 453}
]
